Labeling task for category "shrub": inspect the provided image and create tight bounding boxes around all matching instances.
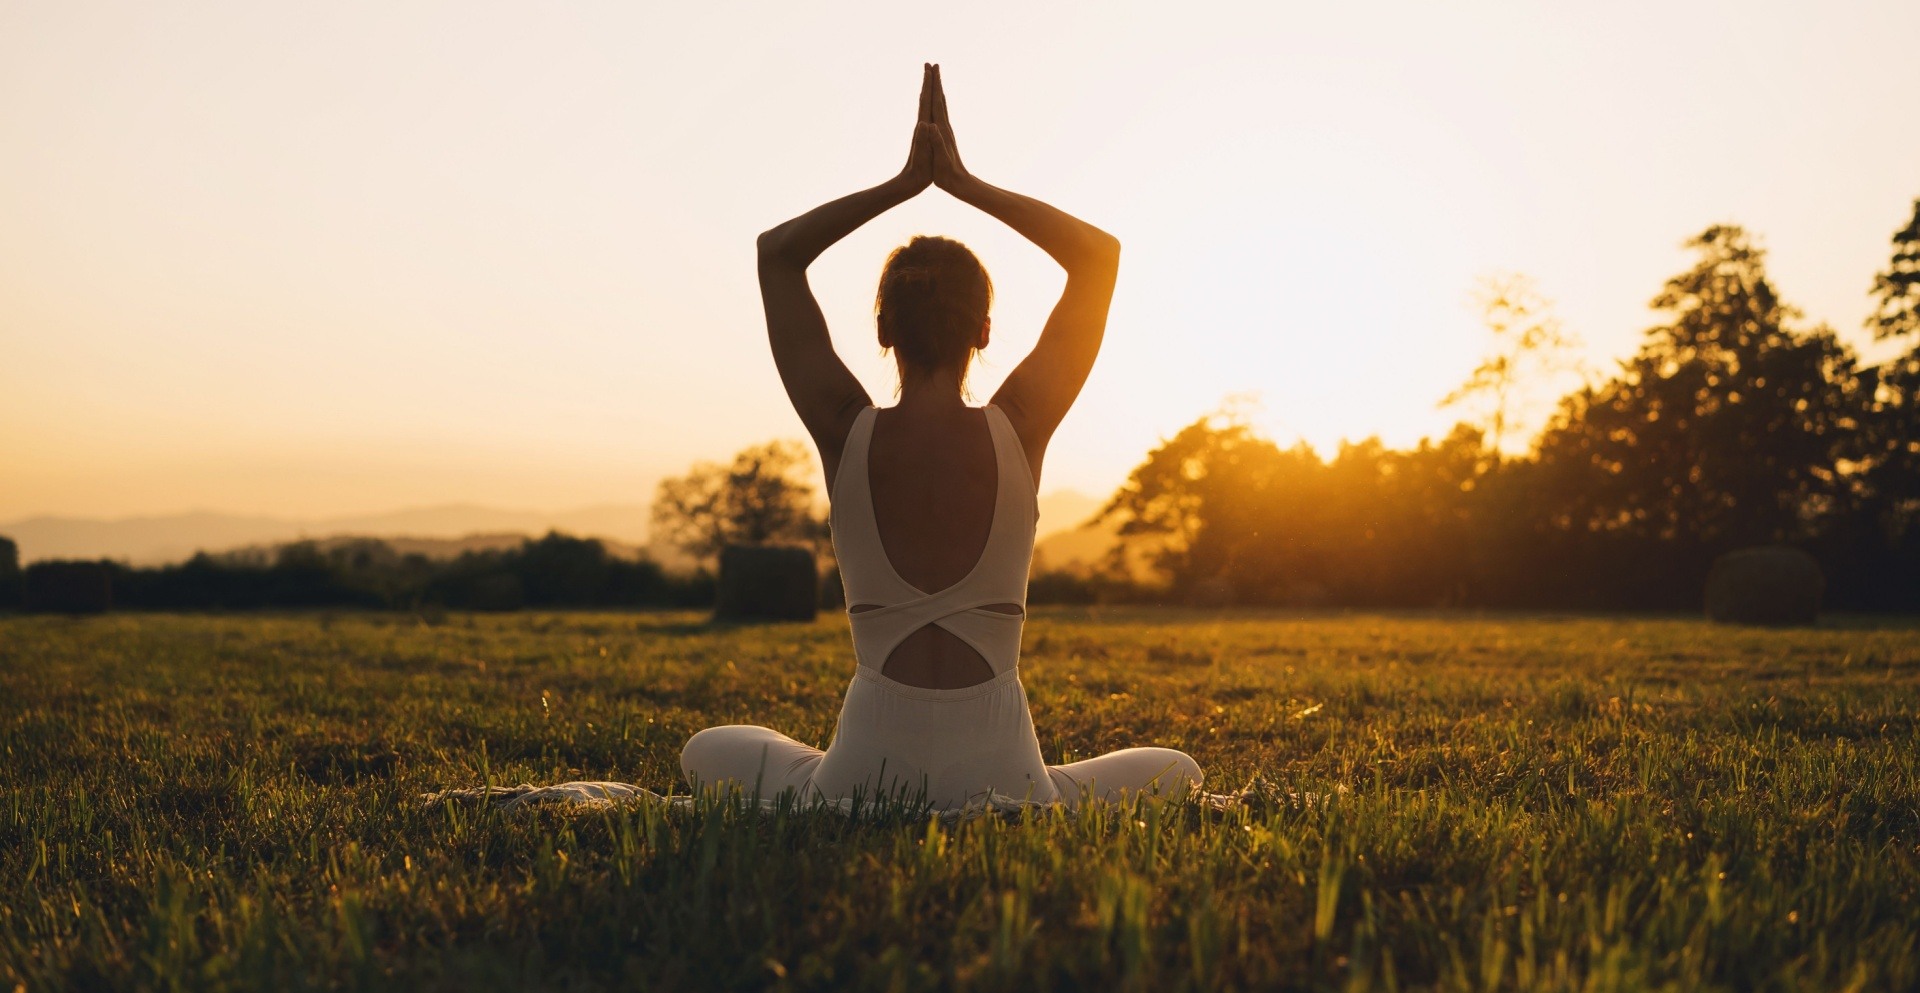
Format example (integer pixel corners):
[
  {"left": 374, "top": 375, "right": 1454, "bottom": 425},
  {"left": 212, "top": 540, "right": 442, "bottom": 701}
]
[{"left": 24, "top": 560, "right": 114, "bottom": 614}]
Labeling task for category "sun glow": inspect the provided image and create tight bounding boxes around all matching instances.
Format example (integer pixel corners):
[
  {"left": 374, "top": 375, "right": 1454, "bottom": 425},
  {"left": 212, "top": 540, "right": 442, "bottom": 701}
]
[{"left": 2, "top": 1, "right": 1915, "bottom": 521}]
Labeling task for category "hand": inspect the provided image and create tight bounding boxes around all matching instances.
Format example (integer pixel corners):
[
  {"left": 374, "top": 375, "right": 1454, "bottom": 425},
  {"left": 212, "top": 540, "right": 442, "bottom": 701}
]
[
  {"left": 927, "top": 64, "right": 971, "bottom": 190},
  {"left": 898, "top": 65, "right": 938, "bottom": 192}
]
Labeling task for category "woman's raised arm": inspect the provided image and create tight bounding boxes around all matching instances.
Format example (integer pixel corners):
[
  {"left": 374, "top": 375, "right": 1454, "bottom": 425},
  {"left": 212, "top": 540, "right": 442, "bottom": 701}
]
[
  {"left": 757, "top": 68, "right": 942, "bottom": 469},
  {"left": 925, "top": 67, "right": 1122, "bottom": 480}
]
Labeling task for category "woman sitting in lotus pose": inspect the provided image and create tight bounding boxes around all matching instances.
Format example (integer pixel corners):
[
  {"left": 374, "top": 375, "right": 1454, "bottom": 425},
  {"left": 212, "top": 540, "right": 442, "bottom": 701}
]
[{"left": 681, "top": 65, "right": 1202, "bottom": 809}]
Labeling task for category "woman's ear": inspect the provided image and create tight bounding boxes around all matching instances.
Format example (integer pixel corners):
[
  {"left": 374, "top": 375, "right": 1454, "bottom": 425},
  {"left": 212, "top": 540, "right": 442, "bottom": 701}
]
[
  {"left": 877, "top": 326, "right": 894, "bottom": 350},
  {"left": 976, "top": 316, "right": 991, "bottom": 350}
]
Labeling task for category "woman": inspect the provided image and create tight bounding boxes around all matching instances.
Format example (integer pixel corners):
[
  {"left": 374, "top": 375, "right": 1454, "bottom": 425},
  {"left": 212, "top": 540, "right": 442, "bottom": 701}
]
[{"left": 681, "top": 65, "right": 1202, "bottom": 810}]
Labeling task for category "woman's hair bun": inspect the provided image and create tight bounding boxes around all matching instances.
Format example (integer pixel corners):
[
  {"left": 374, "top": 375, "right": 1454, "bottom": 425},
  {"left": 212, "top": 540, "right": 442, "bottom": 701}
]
[{"left": 875, "top": 236, "right": 993, "bottom": 382}]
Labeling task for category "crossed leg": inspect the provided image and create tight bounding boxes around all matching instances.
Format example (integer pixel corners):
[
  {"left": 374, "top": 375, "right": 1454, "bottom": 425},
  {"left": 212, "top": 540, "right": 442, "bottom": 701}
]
[
  {"left": 680, "top": 725, "right": 825, "bottom": 800},
  {"left": 682, "top": 729, "right": 1202, "bottom": 808},
  {"left": 1045, "top": 747, "right": 1204, "bottom": 807}
]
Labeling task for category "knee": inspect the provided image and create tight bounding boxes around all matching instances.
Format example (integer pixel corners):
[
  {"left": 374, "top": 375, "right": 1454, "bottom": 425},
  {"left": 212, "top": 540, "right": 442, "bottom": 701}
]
[
  {"left": 680, "top": 726, "right": 734, "bottom": 787},
  {"left": 1149, "top": 747, "right": 1203, "bottom": 795}
]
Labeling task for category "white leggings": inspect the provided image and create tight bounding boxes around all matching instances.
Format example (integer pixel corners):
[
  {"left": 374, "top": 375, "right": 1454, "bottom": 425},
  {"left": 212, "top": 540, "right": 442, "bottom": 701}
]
[{"left": 681, "top": 666, "right": 1203, "bottom": 809}]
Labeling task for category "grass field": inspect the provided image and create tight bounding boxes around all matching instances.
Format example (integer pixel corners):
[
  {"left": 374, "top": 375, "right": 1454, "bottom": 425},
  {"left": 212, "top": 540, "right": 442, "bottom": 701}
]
[{"left": 3, "top": 609, "right": 1918, "bottom": 991}]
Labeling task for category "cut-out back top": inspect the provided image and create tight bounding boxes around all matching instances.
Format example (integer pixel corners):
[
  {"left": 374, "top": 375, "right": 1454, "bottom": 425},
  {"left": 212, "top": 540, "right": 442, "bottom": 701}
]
[{"left": 830, "top": 404, "right": 1038, "bottom": 678}]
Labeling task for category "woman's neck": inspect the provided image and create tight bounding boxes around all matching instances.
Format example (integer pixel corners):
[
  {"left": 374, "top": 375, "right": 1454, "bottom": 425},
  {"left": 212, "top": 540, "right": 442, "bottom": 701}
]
[{"left": 894, "top": 364, "right": 971, "bottom": 412}]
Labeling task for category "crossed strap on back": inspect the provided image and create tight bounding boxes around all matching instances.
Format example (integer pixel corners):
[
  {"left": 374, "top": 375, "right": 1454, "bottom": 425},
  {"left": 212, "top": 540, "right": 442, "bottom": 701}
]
[{"left": 829, "top": 404, "right": 1038, "bottom": 678}]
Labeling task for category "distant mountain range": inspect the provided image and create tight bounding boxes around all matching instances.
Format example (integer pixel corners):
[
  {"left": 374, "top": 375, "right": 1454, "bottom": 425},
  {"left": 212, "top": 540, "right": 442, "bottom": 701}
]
[
  {"left": 0, "top": 503, "right": 652, "bottom": 565},
  {"left": 0, "top": 491, "right": 1118, "bottom": 568},
  {"left": 1035, "top": 489, "right": 1104, "bottom": 538}
]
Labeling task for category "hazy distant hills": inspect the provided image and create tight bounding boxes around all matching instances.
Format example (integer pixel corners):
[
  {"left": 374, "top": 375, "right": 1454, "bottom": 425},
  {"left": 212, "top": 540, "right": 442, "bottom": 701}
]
[
  {"left": 1034, "top": 490, "right": 1103, "bottom": 537},
  {"left": 0, "top": 503, "right": 652, "bottom": 566},
  {"left": 1032, "top": 490, "right": 1123, "bottom": 574},
  {"left": 0, "top": 491, "right": 1119, "bottom": 569}
]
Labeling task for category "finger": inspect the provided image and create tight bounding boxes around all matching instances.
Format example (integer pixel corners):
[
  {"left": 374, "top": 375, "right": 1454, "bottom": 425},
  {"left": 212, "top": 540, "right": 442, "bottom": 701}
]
[
  {"left": 918, "top": 65, "right": 933, "bottom": 123},
  {"left": 932, "top": 65, "right": 949, "bottom": 127}
]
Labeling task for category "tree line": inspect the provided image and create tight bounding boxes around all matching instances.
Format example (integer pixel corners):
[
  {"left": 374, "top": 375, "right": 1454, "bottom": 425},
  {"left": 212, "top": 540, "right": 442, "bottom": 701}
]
[
  {"left": 1085, "top": 207, "right": 1920, "bottom": 611},
  {"left": 0, "top": 534, "right": 711, "bottom": 613}
]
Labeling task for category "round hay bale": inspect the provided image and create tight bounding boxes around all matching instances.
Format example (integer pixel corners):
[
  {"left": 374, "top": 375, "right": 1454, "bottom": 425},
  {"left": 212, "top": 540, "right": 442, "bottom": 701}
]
[
  {"left": 715, "top": 544, "right": 817, "bottom": 622},
  {"left": 24, "top": 560, "right": 114, "bottom": 614},
  {"left": 1705, "top": 545, "right": 1823, "bottom": 626}
]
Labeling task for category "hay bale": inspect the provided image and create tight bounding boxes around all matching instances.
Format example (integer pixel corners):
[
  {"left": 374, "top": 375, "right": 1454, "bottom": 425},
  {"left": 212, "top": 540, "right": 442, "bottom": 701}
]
[
  {"left": 24, "top": 560, "right": 114, "bottom": 614},
  {"left": 715, "top": 544, "right": 817, "bottom": 622},
  {"left": 1705, "top": 545, "right": 1823, "bottom": 626}
]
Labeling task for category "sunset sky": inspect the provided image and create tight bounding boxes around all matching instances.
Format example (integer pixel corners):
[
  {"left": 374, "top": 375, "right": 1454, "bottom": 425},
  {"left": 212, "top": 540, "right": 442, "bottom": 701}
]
[{"left": 3, "top": 1, "right": 1917, "bottom": 522}]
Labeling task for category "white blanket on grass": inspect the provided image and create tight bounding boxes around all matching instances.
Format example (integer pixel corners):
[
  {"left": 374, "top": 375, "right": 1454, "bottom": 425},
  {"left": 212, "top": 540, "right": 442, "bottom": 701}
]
[{"left": 418, "top": 781, "right": 1331, "bottom": 822}]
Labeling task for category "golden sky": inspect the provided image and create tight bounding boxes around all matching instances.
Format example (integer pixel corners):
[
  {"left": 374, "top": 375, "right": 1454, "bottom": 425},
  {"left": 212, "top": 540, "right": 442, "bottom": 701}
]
[{"left": 3, "top": 1, "right": 1916, "bottom": 520}]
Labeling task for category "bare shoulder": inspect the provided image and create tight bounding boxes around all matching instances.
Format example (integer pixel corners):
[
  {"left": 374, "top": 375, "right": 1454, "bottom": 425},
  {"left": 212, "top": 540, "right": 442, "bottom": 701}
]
[
  {"left": 816, "top": 399, "right": 874, "bottom": 498},
  {"left": 990, "top": 396, "right": 1049, "bottom": 488}
]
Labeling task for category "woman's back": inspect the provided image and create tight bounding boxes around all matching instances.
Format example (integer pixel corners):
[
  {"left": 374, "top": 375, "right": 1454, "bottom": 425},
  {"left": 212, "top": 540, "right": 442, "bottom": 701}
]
[
  {"left": 863, "top": 404, "right": 1000, "bottom": 594},
  {"left": 832, "top": 402, "right": 1034, "bottom": 689}
]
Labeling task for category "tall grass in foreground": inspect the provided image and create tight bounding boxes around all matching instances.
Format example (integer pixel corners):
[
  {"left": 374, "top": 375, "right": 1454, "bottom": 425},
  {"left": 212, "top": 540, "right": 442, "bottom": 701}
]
[{"left": 2, "top": 609, "right": 1917, "bottom": 991}]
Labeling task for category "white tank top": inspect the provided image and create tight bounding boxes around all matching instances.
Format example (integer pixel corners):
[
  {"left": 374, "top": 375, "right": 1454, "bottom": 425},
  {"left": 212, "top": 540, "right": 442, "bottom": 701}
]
[{"left": 829, "top": 404, "right": 1038, "bottom": 678}]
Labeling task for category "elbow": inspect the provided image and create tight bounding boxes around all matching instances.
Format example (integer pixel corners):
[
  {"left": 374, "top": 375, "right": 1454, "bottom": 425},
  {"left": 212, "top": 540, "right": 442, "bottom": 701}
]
[
  {"left": 756, "top": 227, "right": 791, "bottom": 264},
  {"left": 757, "top": 225, "right": 814, "bottom": 272},
  {"left": 1074, "top": 229, "right": 1121, "bottom": 276}
]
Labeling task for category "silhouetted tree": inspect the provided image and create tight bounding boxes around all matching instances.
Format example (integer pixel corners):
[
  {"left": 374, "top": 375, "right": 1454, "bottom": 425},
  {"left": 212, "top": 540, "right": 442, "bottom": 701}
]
[
  {"left": 1096, "top": 410, "right": 1491, "bottom": 606},
  {"left": 1095, "top": 411, "right": 1294, "bottom": 598},
  {"left": 0, "top": 535, "right": 20, "bottom": 608},
  {"left": 1441, "top": 274, "right": 1587, "bottom": 456},
  {"left": 1530, "top": 227, "right": 1862, "bottom": 590},
  {"left": 651, "top": 440, "right": 823, "bottom": 562},
  {"left": 514, "top": 532, "right": 618, "bottom": 605},
  {"left": 1868, "top": 199, "right": 1920, "bottom": 342},
  {"left": 1842, "top": 198, "right": 1920, "bottom": 607},
  {"left": 1863, "top": 200, "right": 1920, "bottom": 515}
]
